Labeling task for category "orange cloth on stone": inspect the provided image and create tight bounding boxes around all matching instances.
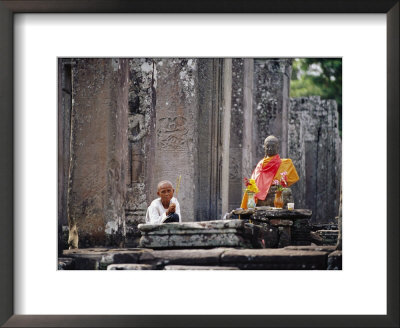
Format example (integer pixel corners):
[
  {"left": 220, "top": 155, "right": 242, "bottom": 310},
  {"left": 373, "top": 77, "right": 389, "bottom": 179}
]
[{"left": 240, "top": 156, "right": 299, "bottom": 209}]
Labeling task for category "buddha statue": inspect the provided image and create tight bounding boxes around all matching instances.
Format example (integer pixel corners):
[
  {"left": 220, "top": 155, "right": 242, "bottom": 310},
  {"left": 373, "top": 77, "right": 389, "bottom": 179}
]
[{"left": 241, "top": 135, "right": 299, "bottom": 208}]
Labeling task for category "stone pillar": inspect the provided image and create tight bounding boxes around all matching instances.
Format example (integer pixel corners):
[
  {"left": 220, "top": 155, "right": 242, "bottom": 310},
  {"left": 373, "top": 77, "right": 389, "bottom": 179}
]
[
  {"left": 228, "top": 59, "right": 245, "bottom": 211},
  {"left": 253, "top": 59, "right": 292, "bottom": 159},
  {"left": 150, "top": 59, "right": 199, "bottom": 222},
  {"left": 288, "top": 96, "right": 341, "bottom": 224},
  {"left": 221, "top": 59, "right": 232, "bottom": 215},
  {"left": 124, "top": 59, "right": 157, "bottom": 246},
  {"left": 242, "top": 59, "right": 255, "bottom": 178},
  {"left": 58, "top": 59, "right": 73, "bottom": 253},
  {"left": 67, "top": 58, "right": 129, "bottom": 248},
  {"left": 196, "top": 59, "right": 223, "bottom": 220}
]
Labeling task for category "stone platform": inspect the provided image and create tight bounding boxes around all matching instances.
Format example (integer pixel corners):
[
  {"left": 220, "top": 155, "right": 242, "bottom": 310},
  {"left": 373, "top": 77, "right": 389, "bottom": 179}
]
[
  {"left": 61, "top": 245, "right": 341, "bottom": 270},
  {"left": 138, "top": 220, "right": 263, "bottom": 249},
  {"left": 227, "top": 207, "right": 313, "bottom": 247}
]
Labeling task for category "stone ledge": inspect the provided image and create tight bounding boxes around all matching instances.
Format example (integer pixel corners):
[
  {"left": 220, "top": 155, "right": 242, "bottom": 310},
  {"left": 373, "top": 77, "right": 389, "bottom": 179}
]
[
  {"left": 138, "top": 220, "right": 256, "bottom": 249},
  {"left": 233, "top": 208, "right": 312, "bottom": 221},
  {"left": 269, "top": 219, "right": 293, "bottom": 226},
  {"left": 138, "top": 220, "right": 244, "bottom": 233},
  {"left": 220, "top": 248, "right": 328, "bottom": 270},
  {"left": 60, "top": 246, "right": 338, "bottom": 270},
  {"left": 283, "top": 245, "right": 336, "bottom": 253},
  {"left": 164, "top": 265, "right": 239, "bottom": 270},
  {"left": 107, "top": 264, "right": 155, "bottom": 270},
  {"left": 327, "top": 250, "right": 342, "bottom": 270},
  {"left": 62, "top": 248, "right": 151, "bottom": 270},
  {"left": 139, "top": 248, "right": 228, "bottom": 268}
]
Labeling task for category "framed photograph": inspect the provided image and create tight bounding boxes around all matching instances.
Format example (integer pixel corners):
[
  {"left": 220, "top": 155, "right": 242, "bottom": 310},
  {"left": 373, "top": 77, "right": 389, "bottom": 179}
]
[{"left": 1, "top": 1, "right": 398, "bottom": 327}]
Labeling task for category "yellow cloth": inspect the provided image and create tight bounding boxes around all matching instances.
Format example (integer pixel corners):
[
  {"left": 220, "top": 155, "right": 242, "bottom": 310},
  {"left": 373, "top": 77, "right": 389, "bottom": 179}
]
[{"left": 240, "top": 157, "right": 299, "bottom": 209}]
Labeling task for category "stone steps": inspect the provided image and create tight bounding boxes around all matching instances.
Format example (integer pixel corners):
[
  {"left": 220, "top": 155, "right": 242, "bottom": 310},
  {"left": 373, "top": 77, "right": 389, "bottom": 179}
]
[{"left": 61, "top": 246, "right": 341, "bottom": 270}]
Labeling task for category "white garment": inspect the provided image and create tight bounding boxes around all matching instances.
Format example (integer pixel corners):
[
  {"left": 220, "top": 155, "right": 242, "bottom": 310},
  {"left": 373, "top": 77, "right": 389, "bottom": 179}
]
[{"left": 145, "top": 197, "right": 181, "bottom": 224}]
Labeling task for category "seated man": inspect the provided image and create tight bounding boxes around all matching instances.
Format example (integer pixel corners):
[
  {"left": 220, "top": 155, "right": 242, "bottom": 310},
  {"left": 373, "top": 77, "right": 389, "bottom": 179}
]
[
  {"left": 146, "top": 180, "right": 181, "bottom": 224},
  {"left": 241, "top": 135, "right": 299, "bottom": 208}
]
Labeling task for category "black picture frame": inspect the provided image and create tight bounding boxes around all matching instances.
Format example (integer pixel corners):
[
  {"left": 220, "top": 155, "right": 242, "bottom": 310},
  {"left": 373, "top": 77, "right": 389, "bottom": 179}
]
[{"left": 0, "top": 1, "right": 398, "bottom": 327}]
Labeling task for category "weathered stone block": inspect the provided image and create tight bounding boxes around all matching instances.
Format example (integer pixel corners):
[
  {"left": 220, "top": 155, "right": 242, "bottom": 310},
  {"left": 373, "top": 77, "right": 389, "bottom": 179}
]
[
  {"left": 164, "top": 265, "right": 239, "bottom": 270},
  {"left": 283, "top": 245, "right": 336, "bottom": 253},
  {"left": 62, "top": 248, "right": 150, "bottom": 270},
  {"left": 221, "top": 248, "right": 327, "bottom": 270},
  {"left": 58, "top": 258, "right": 75, "bottom": 270},
  {"left": 107, "top": 264, "right": 155, "bottom": 270},
  {"left": 327, "top": 250, "right": 342, "bottom": 270},
  {"left": 139, "top": 248, "right": 228, "bottom": 268},
  {"left": 138, "top": 220, "right": 259, "bottom": 249},
  {"left": 315, "top": 230, "right": 339, "bottom": 245},
  {"left": 139, "top": 233, "right": 250, "bottom": 249}
]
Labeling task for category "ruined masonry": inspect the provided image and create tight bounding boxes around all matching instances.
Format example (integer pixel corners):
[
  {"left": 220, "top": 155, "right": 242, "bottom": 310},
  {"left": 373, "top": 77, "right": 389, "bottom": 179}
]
[{"left": 59, "top": 58, "right": 341, "bottom": 249}]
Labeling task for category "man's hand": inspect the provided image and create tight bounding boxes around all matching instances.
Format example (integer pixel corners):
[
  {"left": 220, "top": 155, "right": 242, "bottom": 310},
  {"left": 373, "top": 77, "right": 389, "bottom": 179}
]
[{"left": 167, "top": 203, "right": 176, "bottom": 215}]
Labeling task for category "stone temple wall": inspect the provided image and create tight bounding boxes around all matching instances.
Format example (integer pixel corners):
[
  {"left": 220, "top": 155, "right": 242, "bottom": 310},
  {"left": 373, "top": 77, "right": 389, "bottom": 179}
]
[{"left": 288, "top": 96, "right": 341, "bottom": 223}]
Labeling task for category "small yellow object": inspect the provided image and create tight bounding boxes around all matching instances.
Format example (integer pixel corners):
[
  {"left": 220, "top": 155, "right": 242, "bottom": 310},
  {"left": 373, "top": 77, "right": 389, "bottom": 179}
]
[{"left": 246, "top": 179, "right": 259, "bottom": 193}]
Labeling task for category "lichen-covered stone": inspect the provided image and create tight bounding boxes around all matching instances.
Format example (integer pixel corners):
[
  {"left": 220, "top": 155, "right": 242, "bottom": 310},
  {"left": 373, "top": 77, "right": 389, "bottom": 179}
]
[
  {"left": 138, "top": 220, "right": 262, "bottom": 249},
  {"left": 139, "top": 248, "right": 228, "bottom": 267},
  {"left": 68, "top": 58, "right": 129, "bottom": 248},
  {"left": 221, "top": 248, "right": 327, "bottom": 270},
  {"left": 289, "top": 96, "right": 341, "bottom": 224},
  {"left": 58, "top": 258, "right": 75, "bottom": 270},
  {"left": 60, "top": 247, "right": 337, "bottom": 270},
  {"left": 284, "top": 245, "right": 336, "bottom": 253},
  {"left": 315, "top": 230, "right": 339, "bottom": 245},
  {"left": 327, "top": 250, "right": 342, "bottom": 270},
  {"left": 62, "top": 248, "right": 150, "bottom": 270},
  {"left": 164, "top": 265, "right": 239, "bottom": 270},
  {"left": 107, "top": 263, "right": 155, "bottom": 270},
  {"left": 139, "top": 233, "right": 251, "bottom": 249}
]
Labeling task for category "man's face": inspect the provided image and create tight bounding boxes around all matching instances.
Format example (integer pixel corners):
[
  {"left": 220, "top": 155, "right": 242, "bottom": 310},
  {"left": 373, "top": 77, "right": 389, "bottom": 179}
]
[
  {"left": 157, "top": 184, "right": 174, "bottom": 203},
  {"left": 265, "top": 140, "right": 278, "bottom": 157}
]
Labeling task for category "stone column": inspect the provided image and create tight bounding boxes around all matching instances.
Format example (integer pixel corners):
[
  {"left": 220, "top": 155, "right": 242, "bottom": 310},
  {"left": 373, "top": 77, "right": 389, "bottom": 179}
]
[
  {"left": 67, "top": 58, "right": 129, "bottom": 248},
  {"left": 254, "top": 59, "right": 292, "bottom": 159},
  {"left": 150, "top": 59, "right": 199, "bottom": 222},
  {"left": 124, "top": 59, "right": 157, "bottom": 246},
  {"left": 228, "top": 59, "right": 245, "bottom": 211},
  {"left": 288, "top": 96, "right": 341, "bottom": 224},
  {"left": 242, "top": 59, "right": 255, "bottom": 178},
  {"left": 58, "top": 59, "right": 73, "bottom": 253},
  {"left": 221, "top": 59, "right": 232, "bottom": 215}
]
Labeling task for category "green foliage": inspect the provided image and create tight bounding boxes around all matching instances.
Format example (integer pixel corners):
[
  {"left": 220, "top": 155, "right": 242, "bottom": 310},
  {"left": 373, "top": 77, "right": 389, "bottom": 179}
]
[{"left": 291, "top": 58, "right": 342, "bottom": 134}]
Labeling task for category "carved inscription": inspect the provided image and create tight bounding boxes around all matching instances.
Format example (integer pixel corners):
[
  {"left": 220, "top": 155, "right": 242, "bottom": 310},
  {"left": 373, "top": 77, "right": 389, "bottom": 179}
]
[
  {"left": 157, "top": 116, "right": 189, "bottom": 150},
  {"left": 229, "top": 157, "right": 241, "bottom": 180}
]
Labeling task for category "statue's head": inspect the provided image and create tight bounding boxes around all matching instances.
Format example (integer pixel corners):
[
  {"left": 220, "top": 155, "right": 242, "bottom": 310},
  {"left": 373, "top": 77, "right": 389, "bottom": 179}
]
[{"left": 264, "top": 135, "right": 279, "bottom": 157}]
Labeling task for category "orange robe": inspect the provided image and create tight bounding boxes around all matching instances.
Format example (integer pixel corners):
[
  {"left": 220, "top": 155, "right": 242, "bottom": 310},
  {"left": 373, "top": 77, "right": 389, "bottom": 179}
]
[{"left": 240, "top": 156, "right": 299, "bottom": 209}]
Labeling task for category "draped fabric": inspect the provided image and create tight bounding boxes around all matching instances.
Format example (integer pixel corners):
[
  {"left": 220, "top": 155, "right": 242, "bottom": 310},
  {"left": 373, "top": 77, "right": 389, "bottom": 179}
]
[
  {"left": 240, "top": 156, "right": 299, "bottom": 209},
  {"left": 252, "top": 155, "right": 282, "bottom": 201}
]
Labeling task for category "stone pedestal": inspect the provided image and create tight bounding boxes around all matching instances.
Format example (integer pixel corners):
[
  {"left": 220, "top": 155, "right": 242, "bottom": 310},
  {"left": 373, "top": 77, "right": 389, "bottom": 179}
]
[
  {"left": 226, "top": 207, "right": 312, "bottom": 248},
  {"left": 269, "top": 219, "right": 293, "bottom": 247},
  {"left": 138, "top": 220, "right": 259, "bottom": 249}
]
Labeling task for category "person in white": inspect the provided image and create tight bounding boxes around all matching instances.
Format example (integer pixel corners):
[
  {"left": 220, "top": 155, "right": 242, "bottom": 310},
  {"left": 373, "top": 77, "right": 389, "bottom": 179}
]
[{"left": 145, "top": 180, "right": 181, "bottom": 224}]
